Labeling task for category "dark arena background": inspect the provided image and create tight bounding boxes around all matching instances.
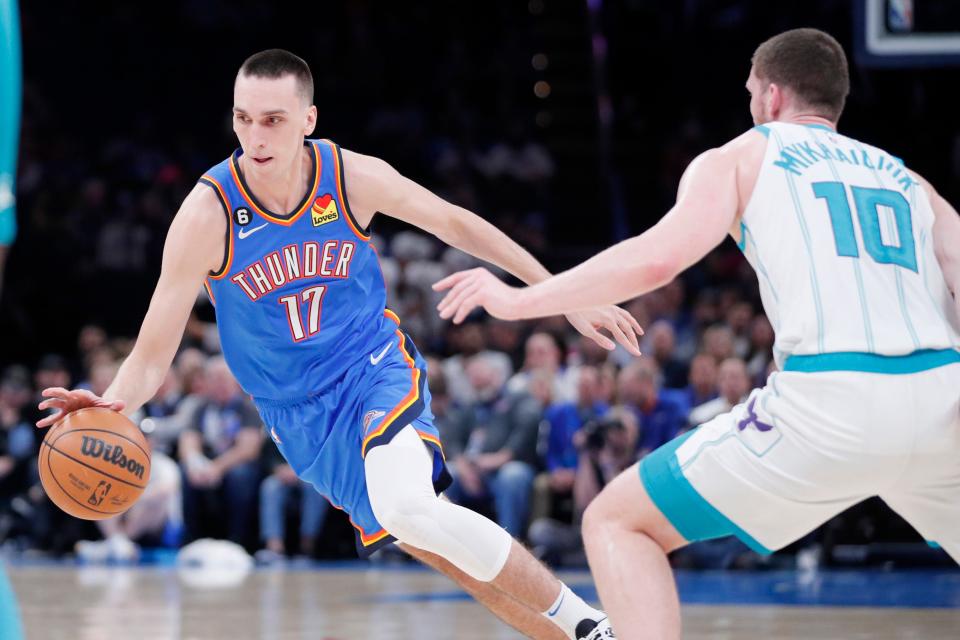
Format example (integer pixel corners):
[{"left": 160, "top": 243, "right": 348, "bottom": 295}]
[{"left": 0, "top": 1, "right": 958, "bottom": 638}]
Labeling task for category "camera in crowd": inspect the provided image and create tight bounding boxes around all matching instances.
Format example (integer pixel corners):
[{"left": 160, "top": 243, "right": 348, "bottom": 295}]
[{"left": 579, "top": 416, "right": 625, "bottom": 452}]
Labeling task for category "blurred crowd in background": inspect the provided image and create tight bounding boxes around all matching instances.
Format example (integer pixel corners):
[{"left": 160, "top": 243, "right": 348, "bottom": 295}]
[
  {"left": 0, "top": 244, "right": 943, "bottom": 569},
  {"left": 2, "top": 1, "right": 958, "bottom": 569}
]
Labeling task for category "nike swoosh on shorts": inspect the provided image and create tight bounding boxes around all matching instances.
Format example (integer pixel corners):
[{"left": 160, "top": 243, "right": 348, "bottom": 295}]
[{"left": 370, "top": 341, "right": 393, "bottom": 365}]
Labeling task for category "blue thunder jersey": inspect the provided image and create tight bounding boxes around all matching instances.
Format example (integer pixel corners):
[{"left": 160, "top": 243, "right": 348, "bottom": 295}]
[{"left": 199, "top": 139, "right": 399, "bottom": 401}]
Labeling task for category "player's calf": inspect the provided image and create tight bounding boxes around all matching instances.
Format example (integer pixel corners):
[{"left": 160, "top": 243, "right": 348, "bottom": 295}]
[
  {"left": 581, "top": 464, "right": 687, "bottom": 639},
  {"left": 366, "top": 426, "right": 613, "bottom": 638}
]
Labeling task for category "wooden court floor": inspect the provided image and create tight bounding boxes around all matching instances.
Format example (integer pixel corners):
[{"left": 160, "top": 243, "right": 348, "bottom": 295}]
[{"left": 7, "top": 565, "right": 959, "bottom": 639}]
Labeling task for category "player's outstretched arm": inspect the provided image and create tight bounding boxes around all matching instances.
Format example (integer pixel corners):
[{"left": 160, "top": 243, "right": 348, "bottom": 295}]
[
  {"left": 36, "top": 184, "right": 226, "bottom": 427},
  {"left": 915, "top": 171, "right": 960, "bottom": 322},
  {"left": 434, "top": 147, "right": 741, "bottom": 322},
  {"left": 340, "top": 149, "right": 643, "bottom": 354}
]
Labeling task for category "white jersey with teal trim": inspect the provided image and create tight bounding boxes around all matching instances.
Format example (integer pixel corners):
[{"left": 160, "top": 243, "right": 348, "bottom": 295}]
[{"left": 741, "top": 122, "right": 960, "bottom": 366}]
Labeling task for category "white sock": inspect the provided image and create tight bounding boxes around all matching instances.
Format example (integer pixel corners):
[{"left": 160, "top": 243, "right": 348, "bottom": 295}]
[{"left": 541, "top": 583, "right": 605, "bottom": 639}]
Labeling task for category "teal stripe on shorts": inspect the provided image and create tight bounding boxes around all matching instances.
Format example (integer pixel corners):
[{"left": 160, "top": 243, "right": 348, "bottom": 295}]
[{"left": 640, "top": 430, "right": 773, "bottom": 555}]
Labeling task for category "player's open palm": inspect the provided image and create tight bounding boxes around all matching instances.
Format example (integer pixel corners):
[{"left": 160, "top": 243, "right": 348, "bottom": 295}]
[
  {"left": 433, "top": 267, "right": 519, "bottom": 323},
  {"left": 565, "top": 306, "right": 644, "bottom": 356},
  {"left": 35, "top": 387, "right": 126, "bottom": 429}
]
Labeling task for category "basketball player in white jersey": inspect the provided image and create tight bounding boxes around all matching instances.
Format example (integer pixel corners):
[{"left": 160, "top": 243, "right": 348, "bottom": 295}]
[{"left": 435, "top": 28, "right": 960, "bottom": 638}]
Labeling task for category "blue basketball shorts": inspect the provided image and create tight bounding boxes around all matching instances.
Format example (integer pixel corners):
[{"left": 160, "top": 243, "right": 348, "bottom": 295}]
[{"left": 255, "top": 329, "right": 451, "bottom": 556}]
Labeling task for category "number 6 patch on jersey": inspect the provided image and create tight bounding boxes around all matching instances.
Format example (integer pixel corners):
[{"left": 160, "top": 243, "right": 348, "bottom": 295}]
[{"left": 234, "top": 206, "right": 252, "bottom": 226}]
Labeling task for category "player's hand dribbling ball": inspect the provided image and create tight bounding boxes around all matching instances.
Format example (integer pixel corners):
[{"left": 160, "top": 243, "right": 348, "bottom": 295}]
[{"left": 38, "top": 407, "right": 151, "bottom": 520}]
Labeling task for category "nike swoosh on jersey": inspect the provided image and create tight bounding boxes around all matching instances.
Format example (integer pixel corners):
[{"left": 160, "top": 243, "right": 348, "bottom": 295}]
[
  {"left": 369, "top": 341, "right": 394, "bottom": 365},
  {"left": 238, "top": 223, "right": 268, "bottom": 239}
]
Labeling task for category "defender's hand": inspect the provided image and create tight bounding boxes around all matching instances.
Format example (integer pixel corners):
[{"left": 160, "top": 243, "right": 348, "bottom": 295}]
[
  {"left": 433, "top": 268, "right": 521, "bottom": 323},
  {"left": 35, "top": 387, "right": 126, "bottom": 429},
  {"left": 565, "top": 306, "right": 644, "bottom": 356}
]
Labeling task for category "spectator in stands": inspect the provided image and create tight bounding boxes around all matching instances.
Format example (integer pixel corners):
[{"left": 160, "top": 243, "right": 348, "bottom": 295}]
[
  {"left": 746, "top": 315, "right": 775, "bottom": 385},
  {"left": 0, "top": 368, "right": 38, "bottom": 547},
  {"left": 485, "top": 319, "right": 524, "bottom": 372},
  {"left": 75, "top": 325, "right": 109, "bottom": 376},
  {"left": 596, "top": 364, "right": 619, "bottom": 405},
  {"left": 507, "top": 331, "right": 577, "bottom": 404},
  {"left": 87, "top": 360, "right": 119, "bottom": 398},
  {"left": 528, "top": 407, "right": 639, "bottom": 564},
  {"left": 528, "top": 367, "right": 608, "bottom": 553},
  {"left": 442, "top": 321, "right": 511, "bottom": 406},
  {"left": 443, "top": 353, "right": 543, "bottom": 538},
  {"left": 136, "top": 367, "right": 199, "bottom": 456},
  {"left": 540, "top": 366, "right": 609, "bottom": 508},
  {"left": 680, "top": 353, "right": 719, "bottom": 410},
  {"left": 726, "top": 301, "right": 754, "bottom": 358},
  {"left": 179, "top": 356, "right": 263, "bottom": 550},
  {"left": 572, "top": 333, "right": 612, "bottom": 368},
  {"left": 645, "top": 320, "right": 688, "bottom": 389},
  {"left": 175, "top": 348, "right": 209, "bottom": 396},
  {"left": 255, "top": 440, "right": 328, "bottom": 564},
  {"left": 573, "top": 406, "right": 639, "bottom": 515},
  {"left": 616, "top": 360, "right": 687, "bottom": 456},
  {"left": 656, "top": 281, "right": 698, "bottom": 360},
  {"left": 701, "top": 324, "right": 736, "bottom": 363},
  {"left": 688, "top": 357, "right": 751, "bottom": 428}
]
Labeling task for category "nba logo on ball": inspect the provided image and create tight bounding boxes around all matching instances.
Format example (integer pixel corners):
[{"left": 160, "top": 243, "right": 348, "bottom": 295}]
[{"left": 87, "top": 480, "right": 112, "bottom": 507}]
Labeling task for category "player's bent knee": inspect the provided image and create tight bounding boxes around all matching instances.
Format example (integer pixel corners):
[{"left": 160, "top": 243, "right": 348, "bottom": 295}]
[
  {"left": 372, "top": 493, "right": 441, "bottom": 547},
  {"left": 582, "top": 465, "right": 688, "bottom": 554},
  {"left": 582, "top": 478, "right": 628, "bottom": 531},
  {"left": 581, "top": 496, "right": 618, "bottom": 541}
]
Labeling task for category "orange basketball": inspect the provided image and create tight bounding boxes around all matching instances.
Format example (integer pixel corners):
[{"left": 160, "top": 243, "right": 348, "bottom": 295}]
[{"left": 38, "top": 407, "right": 152, "bottom": 520}]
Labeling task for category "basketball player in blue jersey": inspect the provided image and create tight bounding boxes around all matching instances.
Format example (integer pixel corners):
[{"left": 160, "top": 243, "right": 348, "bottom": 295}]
[
  {"left": 435, "top": 29, "right": 960, "bottom": 638},
  {"left": 36, "top": 49, "right": 643, "bottom": 639}
]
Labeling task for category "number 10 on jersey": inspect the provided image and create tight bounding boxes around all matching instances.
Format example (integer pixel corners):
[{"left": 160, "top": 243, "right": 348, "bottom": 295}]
[
  {"left": 279, "top": 285, "right": 326, "bottom": 341},
  {"left": 812, "top": 182, "right": 918, "bottom": 272}
]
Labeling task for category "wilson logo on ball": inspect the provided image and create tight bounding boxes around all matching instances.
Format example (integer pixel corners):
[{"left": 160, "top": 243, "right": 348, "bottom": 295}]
[{"left": 79, "top": 436, "right": 147, "bottom": 480}]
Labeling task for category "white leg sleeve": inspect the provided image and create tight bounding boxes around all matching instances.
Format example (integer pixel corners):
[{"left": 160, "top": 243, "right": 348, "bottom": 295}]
[{"left": 364, "top": 426, "right": 513, "bottom": 582}]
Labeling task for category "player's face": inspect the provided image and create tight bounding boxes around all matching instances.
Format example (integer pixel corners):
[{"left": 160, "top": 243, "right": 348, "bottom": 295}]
[{"left": 233, "top": 74, "right": 317, "bottom": 175}]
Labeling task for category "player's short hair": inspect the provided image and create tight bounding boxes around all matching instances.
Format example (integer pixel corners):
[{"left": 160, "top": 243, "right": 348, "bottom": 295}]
[
  {"left": 238, "top": 49, "right": 314, "bottom": 104},
  {"left": 751, "top": 28, "right": 849, "bottom": 121}
]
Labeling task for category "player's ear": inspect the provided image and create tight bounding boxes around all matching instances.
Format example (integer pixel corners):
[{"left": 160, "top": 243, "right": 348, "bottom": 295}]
[
  {"left": 304, "top": 105, "right": 317, "bottom": 136},
  {"left": 766, "top": 82, "right": 783, "bottom": 120}
]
